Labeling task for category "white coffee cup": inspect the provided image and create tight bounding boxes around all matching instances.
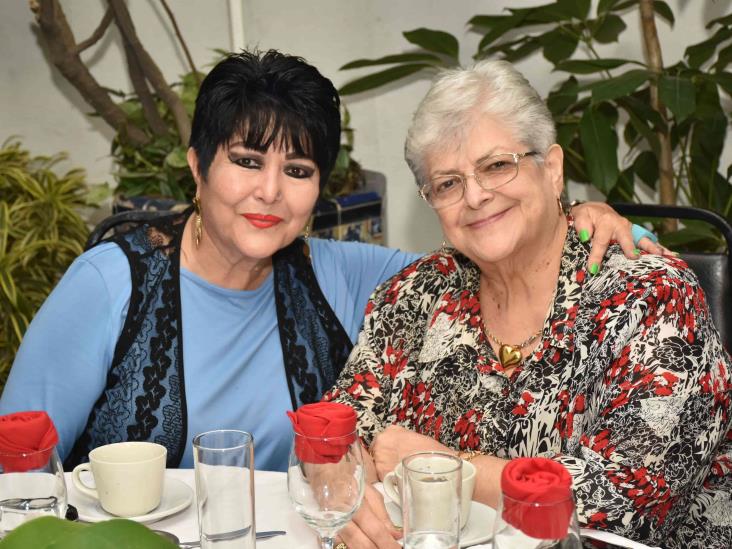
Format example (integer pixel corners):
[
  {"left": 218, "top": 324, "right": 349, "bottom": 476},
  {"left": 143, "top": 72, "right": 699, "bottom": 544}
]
[
  {"left": 72, "top": 441, "right": 166, "bottom": 517},
  {"left": 383, "top": 454, "right": 476, "bottom": 529}
]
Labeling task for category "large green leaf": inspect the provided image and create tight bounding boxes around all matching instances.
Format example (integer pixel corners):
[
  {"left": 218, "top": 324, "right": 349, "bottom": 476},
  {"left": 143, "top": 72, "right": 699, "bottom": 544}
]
[
  {"left": 540, "top": 27, "right": 579, "bottom": 64},
  {"left": 590, "top": 69, "right": 650, "bottom": 103},
  {"left": 339, "top": 64, "right": 434, "bottom": 95},
  {"left": 592, "top": 13, "right": 627, "bottom": 43},
  {"left": 632, "top": 150, "right": 659, "bottom": 190},
  {"left": 652, "top": 1, "right": 675, "bottom": 26},
  {"left": 606, "top": 166, "right": 635, "bottom": 202},
  {"left": 685, "top": 28, "right": 732, "bottom": 69},
  {"left": 712, "top": 71, "right": 732, "bottom": 96},
  {"left": 547, "top": 77, "right": 580, "bottom": 116},
  {"left": 403, "top": 28, "right": 459, "bottom": 59},
  {"left": 658, "top": 75, "right": 696, "bottom": 123},
  {"left": 556, "top": 0, "right": 591, "bottom": 20},
  {"left": 555, "top": 58, "right": 638, "bottom": 74},
  {"left": 340, "top": 53, "right": 442, "bottom": 70},
  {"left": 473, "top": 14, "right": 525, "bottom": 53},
  {"left": 707, "top": 13, "right": 732, "bottom": 29},
  {"left": 715, "top": 42, "right": 732, "bottom": 71},
  {"left": 579, "top": 106, "right": 619, "bottom": 194}
]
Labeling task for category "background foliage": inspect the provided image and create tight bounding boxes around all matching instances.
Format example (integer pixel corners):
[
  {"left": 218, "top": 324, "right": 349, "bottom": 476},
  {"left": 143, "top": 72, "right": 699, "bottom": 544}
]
[
  {"left": 0, "top": 139, "right": 100, "bottom": 391},
  {"left": 340, "top": 0, "right": 732, "bottom": 251}
]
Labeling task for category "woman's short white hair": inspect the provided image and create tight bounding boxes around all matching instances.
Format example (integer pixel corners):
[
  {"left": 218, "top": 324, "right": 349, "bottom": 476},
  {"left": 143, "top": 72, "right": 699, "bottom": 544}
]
[{"left": 405, "top": 59, "right": 556, "bottom": 186}]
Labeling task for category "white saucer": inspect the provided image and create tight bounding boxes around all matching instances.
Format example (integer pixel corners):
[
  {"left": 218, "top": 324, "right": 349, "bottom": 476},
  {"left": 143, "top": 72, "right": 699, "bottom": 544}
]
[
  {"left": 386, "top": 499, "right": 495, "bottom": 548},
  {"left": 69, "top": 476, "right": 193, "bottom": 524}
]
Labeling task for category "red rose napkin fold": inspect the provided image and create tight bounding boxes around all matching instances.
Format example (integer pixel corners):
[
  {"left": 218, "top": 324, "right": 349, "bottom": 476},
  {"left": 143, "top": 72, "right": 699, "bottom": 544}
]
[
  {"left": 287, "top": 402, "right": 357, "bottom": 464},
  {"left": 501, "top": 457, "right": 574, "bottom": 540},
  {"left": 0, "top": 411, "right": 59, "bottom": 472}
]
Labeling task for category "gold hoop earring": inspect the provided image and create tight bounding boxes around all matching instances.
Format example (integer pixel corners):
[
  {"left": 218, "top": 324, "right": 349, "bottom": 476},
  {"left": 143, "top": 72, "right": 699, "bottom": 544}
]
[
  {"left": 303, "top": 222, "right": 311, "bottom": 240},
  {"left": 193, "top": 196, "right": 203, "bottom": 248}
]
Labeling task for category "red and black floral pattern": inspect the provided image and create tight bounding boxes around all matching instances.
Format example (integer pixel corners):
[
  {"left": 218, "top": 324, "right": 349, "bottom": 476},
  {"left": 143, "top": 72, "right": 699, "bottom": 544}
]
[{"left": 327, "top": 227, "right": 732, "bottom": 548}]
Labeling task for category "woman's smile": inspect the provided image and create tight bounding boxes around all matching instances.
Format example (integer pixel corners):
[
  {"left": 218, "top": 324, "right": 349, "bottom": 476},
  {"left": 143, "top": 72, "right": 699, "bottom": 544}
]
[
  {"left": 242, "top": 213, "right": 284, "bottom": 229},
  {"left": 465, "top": 206, "right": 512, "bottom": 230}
]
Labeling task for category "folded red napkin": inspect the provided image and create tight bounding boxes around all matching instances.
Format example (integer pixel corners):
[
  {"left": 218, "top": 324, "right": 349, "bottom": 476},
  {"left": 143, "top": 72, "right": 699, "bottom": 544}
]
[
  {"left": 0, "top": 411, "right": 59, "bottom": 472},
  {"left": 287, "top": 402, "right": 356, "bottom": 464},
  {"left": 501, "top": 457, "right": 574, "bottom": 540}
]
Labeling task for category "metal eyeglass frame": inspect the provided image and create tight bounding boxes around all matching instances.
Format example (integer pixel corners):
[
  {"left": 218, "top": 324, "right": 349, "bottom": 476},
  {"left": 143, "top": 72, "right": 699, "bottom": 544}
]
[{"left": 419, "top": 150, "right": 540, "bottom": 209}]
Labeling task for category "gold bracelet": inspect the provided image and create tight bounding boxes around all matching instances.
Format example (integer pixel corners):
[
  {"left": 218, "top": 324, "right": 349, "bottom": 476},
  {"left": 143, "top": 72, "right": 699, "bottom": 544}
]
[{"left": 457, "top": 449, "right": 485, "bottom": 462}]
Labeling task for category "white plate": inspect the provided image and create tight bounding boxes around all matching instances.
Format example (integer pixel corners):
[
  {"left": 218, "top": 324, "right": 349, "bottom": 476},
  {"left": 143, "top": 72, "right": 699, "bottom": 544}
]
[
  {"left": 69, "top": 476, "right": 193, "bottom": 524},
  {"left": 386, "top": 499, "right": 495, "bottom": 548}
]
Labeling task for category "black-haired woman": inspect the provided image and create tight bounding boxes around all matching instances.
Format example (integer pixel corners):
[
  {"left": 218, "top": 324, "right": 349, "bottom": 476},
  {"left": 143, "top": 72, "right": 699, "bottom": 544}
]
[{"left": 0, "top": 51, "right": 656, "bottom": 471}]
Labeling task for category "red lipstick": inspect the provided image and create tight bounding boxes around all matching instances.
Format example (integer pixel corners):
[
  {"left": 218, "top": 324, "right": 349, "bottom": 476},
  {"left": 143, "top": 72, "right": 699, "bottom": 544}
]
[{"left": 242, "top": 213, "right": 283, "bottom": 229}]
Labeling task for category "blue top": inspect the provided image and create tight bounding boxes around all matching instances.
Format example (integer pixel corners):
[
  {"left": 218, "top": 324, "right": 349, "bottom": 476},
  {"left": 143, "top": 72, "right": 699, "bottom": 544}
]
[{"left": 0, "top": 238, "right": 419, "bottom": 471}]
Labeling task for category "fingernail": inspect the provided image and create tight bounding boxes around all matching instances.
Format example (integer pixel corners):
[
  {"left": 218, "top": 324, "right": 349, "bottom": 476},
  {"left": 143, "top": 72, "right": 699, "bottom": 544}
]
[
  {"left": 579, "top": 229, "right": 590, "bottom": 242},
  {"left": 589, "top": 263, "right": 599, "bottom": 275},
  {"left": 634, "top": 248, "right": 640, "bottom": 256}
]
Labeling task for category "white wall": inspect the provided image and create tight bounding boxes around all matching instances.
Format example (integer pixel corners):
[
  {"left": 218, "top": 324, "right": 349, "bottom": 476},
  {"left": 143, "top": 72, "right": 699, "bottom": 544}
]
[{"left": 2, "top": 1, "right": 730, "bottom": 252}]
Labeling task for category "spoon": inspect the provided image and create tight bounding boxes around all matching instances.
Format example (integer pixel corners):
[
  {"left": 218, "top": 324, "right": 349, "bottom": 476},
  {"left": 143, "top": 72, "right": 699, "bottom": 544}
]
[{"left": 153, "top": 529, "right": 286, "bottom": 547}]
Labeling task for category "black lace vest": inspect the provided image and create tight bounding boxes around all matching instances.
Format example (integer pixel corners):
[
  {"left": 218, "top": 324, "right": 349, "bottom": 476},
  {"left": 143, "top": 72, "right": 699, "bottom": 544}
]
[{"left": 64, "top": 211, "right": 353, "bottom": 468}]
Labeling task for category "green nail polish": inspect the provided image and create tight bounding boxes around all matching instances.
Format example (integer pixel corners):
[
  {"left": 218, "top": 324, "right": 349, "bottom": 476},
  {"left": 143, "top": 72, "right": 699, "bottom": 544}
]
[
  {"left": 579, "top": 229, "right": 590, "bottom": 243},
  {"left": 589, "top": 263, "right": 599, "bottom": 275},
  {"left": 634, "top": 248, "right": 640, "bottom": 256}
]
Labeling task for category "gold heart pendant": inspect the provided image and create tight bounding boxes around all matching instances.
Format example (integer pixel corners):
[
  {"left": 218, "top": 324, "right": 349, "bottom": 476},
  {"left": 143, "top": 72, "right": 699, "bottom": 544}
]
[{"left": 499, "top": 345, "right": 523, "bottom": 368}]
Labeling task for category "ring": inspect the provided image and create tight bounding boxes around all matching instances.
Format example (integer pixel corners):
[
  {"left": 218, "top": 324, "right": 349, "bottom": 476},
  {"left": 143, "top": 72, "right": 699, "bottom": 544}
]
[
  {"left": 335, "top": 543, "right": 348, "bottom": 549},
  {"left": 631, "top": 224, "right": 658, "bottom": 246}
]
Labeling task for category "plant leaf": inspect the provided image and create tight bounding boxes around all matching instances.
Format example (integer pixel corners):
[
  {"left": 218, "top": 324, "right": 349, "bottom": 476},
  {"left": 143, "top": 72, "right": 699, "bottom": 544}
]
[
  {"left": 547, "top": 76, "right": 580, "bottom": 115},
  {"left": 403, "top": 28, "right": 459, "bottom": 59},
  {"left": 715, "top": 42, "right": 732, "bottom": 71},
  {"left": 556, "top": 0, "right": 591, "bottom": 20},
  {"left": 339, "top": 64, "right": 434, "bottom": 95},
  {"left": 633, "top": 150, "right": 659, "bottom": 190},
  {"left": 658, "top": 75, "right": 696, "bottom": 123},
  {"left": 685, "top": 28, "right": 732, "bottom": 69},
  {"left": 590, "top": 69, "right": 650, "bottom": 103},
  {"left": 579, "top": 106, "right": 619, "bottom": 194},
  {"left": 652, "top": 1, "right": 675, "bottom": 26},
  {"left": 340, "top": 53, "right": 442, "bottom": 70},
  {"left": 593, "top": 14, "right": 627, "bottom": 43},
  {"left": 707, "top": 13, "right": 732, "bottom": 29},
  {"left": 555, "top": 58, "right": 639, "bottom": 74},
  {"left": 540, "top": 27, "right": 580, "bottom": 64}
]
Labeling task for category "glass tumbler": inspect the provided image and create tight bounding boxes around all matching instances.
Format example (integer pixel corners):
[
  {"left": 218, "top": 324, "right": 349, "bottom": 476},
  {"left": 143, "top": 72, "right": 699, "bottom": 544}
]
[
  {"left": 0, "top": 445, "right": 67, "bottom": 537},
  {"left": 193, "top": 430, "right": 256, "bottom": 548},
  {"left": 493, "top": 491, "right": 582, "bottom": 549},
  {"left": 402, "top": 451, "right": 462, "bottom": 549}
]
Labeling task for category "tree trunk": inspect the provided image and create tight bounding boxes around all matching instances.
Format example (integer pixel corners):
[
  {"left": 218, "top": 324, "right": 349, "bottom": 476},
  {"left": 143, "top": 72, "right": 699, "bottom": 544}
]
[
  {"left": 107, "top": 0, "right": 191, "bottom": 145},
  {"left": 35, "top": 0, "right": 149, "bottom": 147},
  {"left": 639, "top": 0, "right": 677, "bottom": 232}
]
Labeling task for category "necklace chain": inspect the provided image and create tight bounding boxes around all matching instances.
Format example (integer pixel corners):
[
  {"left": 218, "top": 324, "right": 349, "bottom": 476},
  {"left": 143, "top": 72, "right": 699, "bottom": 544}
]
[{"left": 482, "top": 323, "right": 542, "bottom": 350}]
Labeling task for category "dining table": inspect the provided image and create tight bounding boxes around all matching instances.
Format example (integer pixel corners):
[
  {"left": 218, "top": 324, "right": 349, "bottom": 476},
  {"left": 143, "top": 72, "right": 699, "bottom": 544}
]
[{"left": 64, "top": 469, "right": 657, "bottom": 549}]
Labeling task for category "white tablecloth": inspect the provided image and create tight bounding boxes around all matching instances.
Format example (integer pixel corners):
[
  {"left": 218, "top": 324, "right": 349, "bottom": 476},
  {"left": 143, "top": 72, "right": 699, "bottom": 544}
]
[
  {"left": 65, "top": 469, "right": 657, "bottom": 549},
  {"left": 66, "top": 468, "right": 319, "bottom": 548}
]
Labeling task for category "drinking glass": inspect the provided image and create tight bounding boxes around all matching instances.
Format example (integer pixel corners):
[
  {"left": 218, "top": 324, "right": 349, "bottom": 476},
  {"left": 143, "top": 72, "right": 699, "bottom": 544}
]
[
  {"left": 0, "top": 445, "right": 67, "bottom": 537},
  {"left": 401, "top": 452, "right": 462, "bottom": 549},
  {"left": 492, "top": 492, "right": 581, "bottom": 549},
  {"left": 287, "top": 431, "right": 365, "bottom": 549},
  {"left": 193, "top": 430, "right": 256, "bottom": 548}
]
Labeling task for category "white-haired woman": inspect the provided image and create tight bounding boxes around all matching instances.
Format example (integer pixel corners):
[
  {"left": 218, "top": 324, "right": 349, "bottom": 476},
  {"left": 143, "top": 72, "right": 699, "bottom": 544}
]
[{"left": 328, "top": 60, "right": 731, "bottom": 548}]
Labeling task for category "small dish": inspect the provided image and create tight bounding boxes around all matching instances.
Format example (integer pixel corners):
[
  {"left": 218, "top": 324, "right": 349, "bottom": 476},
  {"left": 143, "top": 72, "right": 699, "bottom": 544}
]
[
  {"left": 385, "top": 499, "right": 495, "bottom": 548},
  {"left": 69, "top": 476, "right": 193, "bottom": 524}
]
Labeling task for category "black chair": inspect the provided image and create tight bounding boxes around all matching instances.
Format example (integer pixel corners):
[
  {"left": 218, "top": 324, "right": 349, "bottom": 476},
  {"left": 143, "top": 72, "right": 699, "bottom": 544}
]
[
  {"left": 611, "top": 203, "right": 732, "bottom": 350},
  {"left": 85, "top": 209, "right": 181, "bottom": 250}
]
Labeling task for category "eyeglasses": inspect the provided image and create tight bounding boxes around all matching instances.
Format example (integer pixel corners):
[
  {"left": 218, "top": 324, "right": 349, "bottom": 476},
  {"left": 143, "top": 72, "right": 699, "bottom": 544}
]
[{"left": 419, "top": 151, "right": 540, "bottom": 209}]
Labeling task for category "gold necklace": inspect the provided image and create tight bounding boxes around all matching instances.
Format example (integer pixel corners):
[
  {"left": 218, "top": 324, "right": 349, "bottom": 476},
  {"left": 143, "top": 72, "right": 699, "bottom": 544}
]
[{"left": 482, "top": 324, "right": 543, "bottom": 369}]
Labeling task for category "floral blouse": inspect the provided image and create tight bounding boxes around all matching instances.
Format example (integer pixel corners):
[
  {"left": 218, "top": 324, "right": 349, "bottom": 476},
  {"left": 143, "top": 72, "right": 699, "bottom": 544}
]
[{"left": 326, "top": 228, "right": 732, "bottom": 548}]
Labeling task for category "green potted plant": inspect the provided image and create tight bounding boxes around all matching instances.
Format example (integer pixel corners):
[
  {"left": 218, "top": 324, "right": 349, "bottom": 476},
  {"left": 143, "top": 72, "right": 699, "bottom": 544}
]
[
  {"left": 0, "top": 139, "right": 104, "bottom": 393},
  {"left": 339, "top": 0, "right": 732, "bottom": 251}
]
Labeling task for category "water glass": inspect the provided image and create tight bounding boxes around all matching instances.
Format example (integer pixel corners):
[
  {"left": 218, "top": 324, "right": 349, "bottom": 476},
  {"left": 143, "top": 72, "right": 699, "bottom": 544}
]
[
  {"left": 193, "top": 430, "right": 256, "bottom": 548},
  {"left": 0, "top": 445, "right": 67, "bottom": 537},
  {"left": 287, "top": 431, "right": 364, "bottom": 549},
  {"left": 402, "top": 452, "right": 462, "bottom": 549},
  {"left": 492, "top": 492, "right": 581, "bottom": 549}
]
